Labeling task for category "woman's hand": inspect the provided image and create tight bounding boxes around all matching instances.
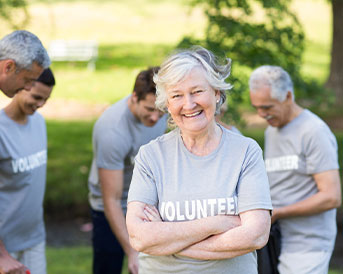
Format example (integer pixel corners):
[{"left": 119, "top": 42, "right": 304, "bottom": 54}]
[{"left": 143, "top": 205, "right": 162, "bottom": 222}]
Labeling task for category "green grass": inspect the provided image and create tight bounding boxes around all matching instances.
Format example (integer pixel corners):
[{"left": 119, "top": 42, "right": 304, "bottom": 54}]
[
  {"left": 45, "top": 120, "right": 94, "bottom": 216},
  {"left": 46, "top": 246, "right": 343, "bottom": 274},
  {"left": 46, "top": 246, "right": 92, "bottom": 274},
  {"left": 0, "top": 0, "right": 332, "bottom": 106},
  {"left": 46, "top": 246, "right": 130, "bottom": 274},
  {"left": 49, "top": 43, "right": 173, "bottom": 103}
]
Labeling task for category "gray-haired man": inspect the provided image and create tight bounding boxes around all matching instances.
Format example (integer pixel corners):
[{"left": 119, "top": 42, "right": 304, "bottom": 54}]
[
  {"left": 249, "top": 65, "right": 341, "bottom": 274},
  {"left": 0, "top": 30, "right": 50, "bottom": 98}
]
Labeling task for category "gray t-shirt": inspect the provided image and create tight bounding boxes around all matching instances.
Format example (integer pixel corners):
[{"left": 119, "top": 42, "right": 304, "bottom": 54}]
[
  {"left": 264, "top": 109, "right": 339, "bottom": 253},
  {"left": 0, "top": 110, "right": 47, "bottom": 253},
  {"left": 88, "top": 96, "right": 166, "bottom": 213},
  {"left": 128, "top": 126, "right": 272, "bottom": 274}
]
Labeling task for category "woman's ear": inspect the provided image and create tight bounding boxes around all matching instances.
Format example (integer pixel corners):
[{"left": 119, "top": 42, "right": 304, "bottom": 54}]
[{"left": 215, "top": 90, "right": 221, "bottom": 102}]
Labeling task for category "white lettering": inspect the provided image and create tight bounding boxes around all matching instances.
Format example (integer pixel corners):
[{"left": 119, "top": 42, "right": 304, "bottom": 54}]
[
  {"left": 160, "top": 197, "right": 238, "bottom": 221},
  {"left": 184, "top": 200, "right": 196, "bottom": 220},
  {"left": 217, "top": 198, "right": 226, "bottom": 214},
  {"left": 196, "top": 199, "right": 208, "bottom": 219},
  {"left": 165, "top": 201, "right": 175, "bottom": 221},
  {"left": 176, "top": 201, "right": 185, "bottom": 221},
  {"left": 208, "top": 199, "right": 217, "bottom": 216},
  {"left": 265, "top": 155, "right": 299, "bottom": 172},
  {"left": 11, "top": 150, "right": 47, "bottom": 174},
  {"left": 227, "top": 197, "right": 235, "bottom": 215}
]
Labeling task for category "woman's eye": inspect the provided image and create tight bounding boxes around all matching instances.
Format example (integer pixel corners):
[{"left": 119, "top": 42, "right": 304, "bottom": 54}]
[{"left": 172, "top": 94, "right": 180, "bottom": 99}]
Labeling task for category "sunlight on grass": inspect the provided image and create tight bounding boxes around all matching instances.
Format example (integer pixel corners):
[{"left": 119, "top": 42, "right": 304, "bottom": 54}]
[
  {"left": 45, "top": 245, "right": 343, "bottom": 274},
  {"left": 46, "top": 246, "right": 92, "bottom": 274},
  {"left": 49, "top": 43, "right": 173, "bottom": 103},
  {"left": 0, "top": 0, "right": 331, "bottom": 105}
]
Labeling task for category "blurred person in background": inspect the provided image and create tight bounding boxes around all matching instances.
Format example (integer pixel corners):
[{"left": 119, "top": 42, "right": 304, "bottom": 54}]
[
  {"left": 0, "top": 30, "right": 50, "bottom": 98},
  {"left": 249, "top": 65, "right": 341, "bottom": 274},
  {"left": 88, "top": 67, "right": 167, "bottom": 274},
  {"left": 0, "top": 68, "right": 55, "bottom": 274}
]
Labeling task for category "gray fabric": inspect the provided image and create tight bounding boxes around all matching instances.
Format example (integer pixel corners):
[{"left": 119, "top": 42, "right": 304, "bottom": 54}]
[
  {"left": 128, "top": 126, "right": 272, "bottom": 273},
  {"left": 88, "top": 96, "right": 166, "bottom": 213},
  {"left": 230, "top": 125, "right": 241, "bottom": 135},
  {"left": 264, "top": 109, "right": 339, "bottom": 253},
  {"left": 0, "top": 110, "right": 47, "bottom": 253}
]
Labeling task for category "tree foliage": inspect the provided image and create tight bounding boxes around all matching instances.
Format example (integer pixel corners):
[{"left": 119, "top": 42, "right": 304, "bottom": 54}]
[
  {"left": 325, "top": 0, "right": 343, "bottom": 107},
  {"left": 178, "top": 0, "right": 326, "bottom": 122},
  {"left": 0, "top": 0, "right": 28, "bottom": 29}
]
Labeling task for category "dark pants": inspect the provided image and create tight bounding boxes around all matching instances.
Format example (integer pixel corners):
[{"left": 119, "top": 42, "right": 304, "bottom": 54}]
[{"left": 91, "top": 209, "right": 125, "bottom": 274}]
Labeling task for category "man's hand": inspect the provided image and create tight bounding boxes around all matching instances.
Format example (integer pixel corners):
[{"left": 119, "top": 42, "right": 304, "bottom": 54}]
[{"left": 0, "top": 253, "right": 26, "bottom": 274}]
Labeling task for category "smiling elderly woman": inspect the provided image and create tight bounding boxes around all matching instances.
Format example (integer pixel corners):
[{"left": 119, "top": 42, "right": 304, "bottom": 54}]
[{"left": 126, "top": 46, "right": 272, "bottom": 274}]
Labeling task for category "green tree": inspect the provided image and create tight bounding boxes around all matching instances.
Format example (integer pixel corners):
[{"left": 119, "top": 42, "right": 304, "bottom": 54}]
[
  {"left": 0, "top": 0, "right": 28, "bottom": 29},
  {"left": 325, "top": 0, "right": 343, "bottom": 106},
  {"left": 179, "top": 0, "right": 317, "bottom": 122}
]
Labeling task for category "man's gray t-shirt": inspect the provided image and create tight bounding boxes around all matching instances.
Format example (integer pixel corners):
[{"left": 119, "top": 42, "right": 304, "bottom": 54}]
[
  {"left": 128, "top": 126, "right": 272, "bottom": 274},
  {"left": 0, "top": 110, "right": 47, "bottom": 253},
  {"left": 264, "top": 109, "right": 339, "bottom": 253},
  {"left": 88, "top": 96, "right": 166, "bottom": 213}
]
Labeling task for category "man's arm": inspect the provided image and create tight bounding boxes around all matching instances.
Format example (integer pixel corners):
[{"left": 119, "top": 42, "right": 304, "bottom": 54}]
[
  {"left": 99, "top": 168, "right": 138, "bottom": 274},
  {"left": 0, "top": 240, "right": 26, "bottom": 274},
  {"left": 272, "top": 169, "right": 341, "bottom": 223},
  {"left": 126, "top": 201, "right": 241, "bottom": 256}
]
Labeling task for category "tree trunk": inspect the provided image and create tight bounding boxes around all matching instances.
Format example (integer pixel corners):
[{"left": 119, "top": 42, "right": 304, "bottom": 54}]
[{"left": 325, "top": 0, "right": 343, "bottom": 106}]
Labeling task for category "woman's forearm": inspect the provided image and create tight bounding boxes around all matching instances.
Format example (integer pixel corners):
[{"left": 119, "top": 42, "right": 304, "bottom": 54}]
[
  {"left": 178, "top": 210, "right": 271, "bottom": 260},
  {"left": 126, "top": 202, "right": 241, "bottom": 256}
]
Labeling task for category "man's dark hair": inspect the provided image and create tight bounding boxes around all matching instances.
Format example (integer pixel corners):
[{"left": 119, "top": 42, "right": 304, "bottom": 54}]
[
  {"left": 133, "top": 66, "right": 159, "bottom": 102},
  {"left": 37, "top": 67, "right": 55, "bottom": 87}
]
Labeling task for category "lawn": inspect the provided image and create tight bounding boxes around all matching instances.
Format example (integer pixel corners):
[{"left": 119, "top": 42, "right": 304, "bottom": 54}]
[
  {"left": 46, "top": 246, "right": 343, "bottom": 274},
  {"left": 0, "top": 0, "right": 333, "bottom": 105}
]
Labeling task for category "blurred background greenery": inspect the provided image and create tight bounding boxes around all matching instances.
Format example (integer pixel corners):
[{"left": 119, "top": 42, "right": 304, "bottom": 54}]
[{"left": 1, "top": 0, "right": 342, "bottom": 273}]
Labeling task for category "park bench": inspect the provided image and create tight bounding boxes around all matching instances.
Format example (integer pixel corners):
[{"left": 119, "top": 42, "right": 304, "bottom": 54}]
[{"left": 48, "top": 40, "right": 98, "bottom": 71}]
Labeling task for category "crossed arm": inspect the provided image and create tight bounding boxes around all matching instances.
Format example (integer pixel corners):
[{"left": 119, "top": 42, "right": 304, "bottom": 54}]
[{"left": 126, "top": 201, "right": 271, "bottom": 260}]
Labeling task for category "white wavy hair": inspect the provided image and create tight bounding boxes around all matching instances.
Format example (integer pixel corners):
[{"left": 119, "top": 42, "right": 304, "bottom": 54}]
[{"left": 153, "top": 46, "right": 233, "bottom": 114}]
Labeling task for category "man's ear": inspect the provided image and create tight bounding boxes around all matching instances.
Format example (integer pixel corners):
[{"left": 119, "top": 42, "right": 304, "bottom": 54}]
[
  {"left": 286, "top": 91, "right": 293, "bottom": 102},
  {"left": 132, "top": 91, "right": 138, "bottom": 103},
  {"left": 3, "top": 60, "right": 16, "bottom": 74}
]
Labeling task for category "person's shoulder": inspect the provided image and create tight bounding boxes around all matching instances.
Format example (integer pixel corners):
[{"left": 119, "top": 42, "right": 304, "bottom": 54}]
[
  {"left": 223, "top": 126, "right": 255, "bottom": 144},
  {"left": 223, "top": 126, "right": 262, "bottom": 152},
  {"left": 94, "top": 97, "right": 130, "bottom": 131},
  {"left": 31, "top": 111, "right": 45, "bottom": 123},
  {"left": 300, "top": 109, "right": 333, "bottom": 135},
  {"left": 140, "top": 129, "right": 178, "bottom": 153}
]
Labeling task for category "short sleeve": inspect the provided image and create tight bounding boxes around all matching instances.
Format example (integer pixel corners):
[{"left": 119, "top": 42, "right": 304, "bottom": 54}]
[
  {"left": 237, "top": 141, "right": 273, "bottom": 213},
  {"left": 304, "top": 125, "right": 339, "bottom": 174},
  {"left": 94, "top": 128, "right": 131, "bottom": 170},
  {"left": 127, "top": 146, "right": 158, "bottom": 205}
]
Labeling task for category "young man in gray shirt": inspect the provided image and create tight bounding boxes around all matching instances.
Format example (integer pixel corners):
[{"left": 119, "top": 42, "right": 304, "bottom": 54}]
[
  {"left": 249, "top": 65, "right": 341, "bottom": 274},
  {"left": 88, "top": 67, "right": 167, "bottom": 274}
]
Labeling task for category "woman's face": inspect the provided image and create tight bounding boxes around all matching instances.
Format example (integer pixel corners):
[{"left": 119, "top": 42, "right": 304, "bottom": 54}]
[
  {"left": 16, "top": 81, "right": 53, "bottom": 116},
  {"left": 166, "top": 67, "right": 220, "bottom": 135}
]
